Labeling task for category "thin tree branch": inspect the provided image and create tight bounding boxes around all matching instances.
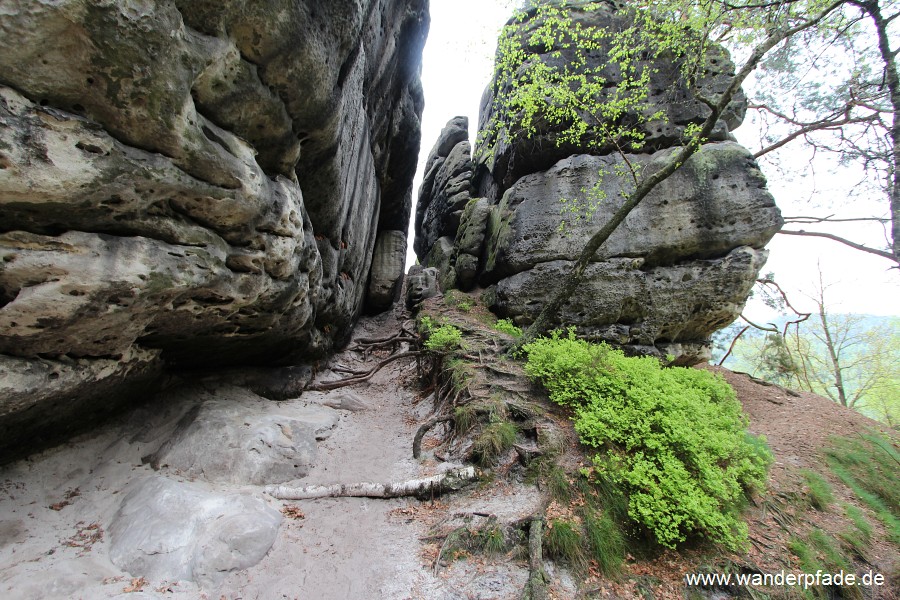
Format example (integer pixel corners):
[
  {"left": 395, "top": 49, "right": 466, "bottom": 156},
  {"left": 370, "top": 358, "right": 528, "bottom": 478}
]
[{"left": 777, "top": 229, "right": 898, "bottom": 262}]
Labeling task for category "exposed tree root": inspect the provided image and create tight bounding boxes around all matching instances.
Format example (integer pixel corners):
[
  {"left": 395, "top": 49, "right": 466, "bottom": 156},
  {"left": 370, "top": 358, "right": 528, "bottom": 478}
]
[
  {"left": 265, "top": 466, "right": 478, "bottom": 500},
  {"left": 522, "top": 518, "right": 549, "bottom": 600},
  {"left": 308, "top": 351, "right": 423, "bottom": 391},
  {"left": 413, "top": 416, "right": 455, "bottom": 459}
]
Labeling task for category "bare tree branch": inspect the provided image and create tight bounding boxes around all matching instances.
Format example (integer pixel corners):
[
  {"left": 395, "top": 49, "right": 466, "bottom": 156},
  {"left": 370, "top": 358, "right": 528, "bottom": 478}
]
[{"left": 777, "top": 229, "right": 898, "bottom": 262}]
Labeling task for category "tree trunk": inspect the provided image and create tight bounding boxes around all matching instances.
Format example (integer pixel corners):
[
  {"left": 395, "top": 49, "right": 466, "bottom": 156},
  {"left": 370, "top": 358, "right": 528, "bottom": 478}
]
[{"left": 859, "top": 0, "right": 900, "bottom": 263}]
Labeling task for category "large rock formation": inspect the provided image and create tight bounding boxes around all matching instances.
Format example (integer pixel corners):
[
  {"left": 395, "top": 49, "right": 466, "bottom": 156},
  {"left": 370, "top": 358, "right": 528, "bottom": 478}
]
[
  {"left": 414, "top": 0, "right": 782, "bottom": 363},
  {"left": 0, "top": 0, "right": 429, "bottom": 458}
]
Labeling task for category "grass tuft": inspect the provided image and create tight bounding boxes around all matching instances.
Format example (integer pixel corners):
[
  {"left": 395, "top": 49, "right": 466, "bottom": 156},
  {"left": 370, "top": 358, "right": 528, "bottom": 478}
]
[
  {"left": 583, "top": 508, "right": 625, "bottom": 576},
  {"left": 826, "top": 431, "right": 900, "bottom": 547},
  {"left": 801, "top": 469, "right": 835, "bottom": 511},
  {"left": 545, "top": 519, "right": 587, "bottom": 572},
  {"left": 473, "top": 421, "right": 517, "bottom": 466}
]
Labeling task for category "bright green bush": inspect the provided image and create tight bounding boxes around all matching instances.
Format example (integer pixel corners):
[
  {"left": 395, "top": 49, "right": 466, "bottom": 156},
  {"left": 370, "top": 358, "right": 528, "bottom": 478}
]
[
  {"left": 424, "top": 324, "right": 463, "bottom": 353},
  {"left": 494, "top": 318, "right": 523, "bottom": 337},
  {"left": 524, "top": 330, "right": 772, "bottom": 551}
]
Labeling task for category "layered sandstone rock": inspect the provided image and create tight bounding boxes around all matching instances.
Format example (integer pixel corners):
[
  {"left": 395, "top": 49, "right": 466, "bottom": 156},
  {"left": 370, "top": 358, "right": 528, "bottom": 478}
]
[
  {"left": 414, "top": 0, "right": 782, "bottom": 363},
  {"left": 0, "top": 0, "right": 429, "bottom": 458}
]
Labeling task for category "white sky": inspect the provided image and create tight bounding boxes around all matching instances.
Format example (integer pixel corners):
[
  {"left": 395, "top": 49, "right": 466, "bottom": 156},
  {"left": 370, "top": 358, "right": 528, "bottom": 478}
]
[{"left": 410, "top": 0, "right": 900, "bottom": 319}]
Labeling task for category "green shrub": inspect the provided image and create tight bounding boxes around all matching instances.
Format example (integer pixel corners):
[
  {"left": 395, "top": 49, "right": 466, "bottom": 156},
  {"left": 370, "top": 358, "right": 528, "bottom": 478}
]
[
  {"left": 524, "top": 330, "right": 771, "bottom": 551},
  {"left": 494, "top": 318, "right": 523, "bottom": 337},
  {"left": 424, "top": 324, "right": 463, "bottom": 353},
  {"left": 801, "top": 469, "right": 835, "bottom": 510}
]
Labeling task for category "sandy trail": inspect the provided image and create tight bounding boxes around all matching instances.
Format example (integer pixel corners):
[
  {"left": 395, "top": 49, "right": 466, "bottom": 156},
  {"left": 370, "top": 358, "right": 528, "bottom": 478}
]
[{"left": 0, "top": 308, "right": 472, "bottom": 599}]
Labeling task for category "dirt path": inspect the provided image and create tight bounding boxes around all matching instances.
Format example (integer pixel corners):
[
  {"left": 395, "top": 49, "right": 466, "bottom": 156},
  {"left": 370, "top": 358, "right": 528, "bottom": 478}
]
[
  {"left": 221, "top": 308, "right": 463, "bottom": 599},
  {"left": 0, "top": 305, "right": 530, "bottom": 599}
]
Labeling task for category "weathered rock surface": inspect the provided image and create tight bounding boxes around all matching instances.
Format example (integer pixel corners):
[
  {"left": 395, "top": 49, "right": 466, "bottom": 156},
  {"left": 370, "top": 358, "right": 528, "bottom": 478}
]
[
  {"left": 481, "top": 143, "right": 782, "bottom": 281},
  {"left": 109, "top": 476, "right": 282, "bottom": 589},
  {"left": 415, "top": 2, "right": 781, "bottom": 363},
  {"left": 414, "top": 120, "right": 475, "bottom": 258},
  {"left": 405, "top": 265, "right": 441, "bottom": 308},
  {"left": 366, "top": 230, "right": 408, "bottom": 312},
  {"left": 476, "top": 0, "right": 747, "bottom": 192},
  {"left": 149, "top": 385, "right": 339, "bottom": 485},
  {"left": 0, "top": 0, "right": 429, "bottom": 457}
]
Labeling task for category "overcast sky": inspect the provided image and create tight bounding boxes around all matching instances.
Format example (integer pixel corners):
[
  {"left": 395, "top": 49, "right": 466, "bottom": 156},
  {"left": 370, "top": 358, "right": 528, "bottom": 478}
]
[{"left": 410, "top": 0, "right": 900, "bottom": 319}]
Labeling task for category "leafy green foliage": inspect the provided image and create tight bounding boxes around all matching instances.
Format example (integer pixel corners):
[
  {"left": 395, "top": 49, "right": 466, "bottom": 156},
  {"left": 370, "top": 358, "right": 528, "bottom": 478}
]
[
  {"left": 524, "top": 330, "right": 771, "bottom": 550},
  {"left": 494, "top": 318, "right": 523, "bottom": 337},
  {"left": 423, "top": 324, "right": 464, "bottom": 353},
  {"left": 801, "top": 469, "right": 835, "bottom": 510}
]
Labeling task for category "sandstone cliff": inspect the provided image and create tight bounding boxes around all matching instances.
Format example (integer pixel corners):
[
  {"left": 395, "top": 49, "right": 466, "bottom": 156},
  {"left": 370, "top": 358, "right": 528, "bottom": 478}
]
[
  {"left": 414, "top": 0, "right": 782, "bottom": 364},
  {"left": 0, "top": 0, "right": 429, "bottom": 458}
]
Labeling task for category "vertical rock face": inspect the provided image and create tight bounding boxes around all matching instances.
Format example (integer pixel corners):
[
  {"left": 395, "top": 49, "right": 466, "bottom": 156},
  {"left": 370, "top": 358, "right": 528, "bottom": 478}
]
[
  {"left": 0, "top": 0, "right": 429, "bottom": 458},
  {"left": 414, "top": 0, "right": 782, "bottom": 364}
]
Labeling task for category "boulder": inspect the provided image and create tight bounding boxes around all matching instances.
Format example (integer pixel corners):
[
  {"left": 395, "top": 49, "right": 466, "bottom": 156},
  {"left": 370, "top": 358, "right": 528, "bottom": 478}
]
[
  {"left": 476, "top": 0, "right": 746, "bottom": 191},
  {"left": 108, "top": 476, "right": 282, "bottom": 589},
  {"left": 491, "top": 247, "right": 769, "bottom": 364},
  {"left": 481, "top": 143, "right": 782, "bottom": 282},
  {"left": 405, "top": 265, "right": 441, "bottom": 308},
  {"left": 366, "top": 230, "right": 408, "bottom": 313},
  {"left": 0, "top": 0, "right": 429, "bottom": 458},
  {"left": 414, "top": 1, "right": 780, "bottom": 364}
]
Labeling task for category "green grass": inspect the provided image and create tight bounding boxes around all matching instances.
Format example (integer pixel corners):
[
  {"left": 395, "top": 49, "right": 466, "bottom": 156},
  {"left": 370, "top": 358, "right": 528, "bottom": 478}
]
[
  {"left": 826, "top": 432, "right": 900, "bottom": 547},
  {"left": 476, "top": 525, "right": 506, "bottom": 555},
  {"left": 546, "top": 464, "right": 572, "bottom": 503},
  {"left": 801, "top": 469, "right": 834, "bottom": 510},
  {"left": 840, "top": 504, "right": 873, "bottom": 559},
  {"left": 454, "top": 404, "right": 478, "bottom": 435},
  {"left": 583, "top": 508, "right": 625, "bottom": 576},
  {"left": 790, "top": 529, "right": 862, "bottom": 599},
  {"left": 545, "top": 519, "right": 587, "bottom": 572},
  {"left": 473, "top": 421, "right": 517, "bottom": 466}
]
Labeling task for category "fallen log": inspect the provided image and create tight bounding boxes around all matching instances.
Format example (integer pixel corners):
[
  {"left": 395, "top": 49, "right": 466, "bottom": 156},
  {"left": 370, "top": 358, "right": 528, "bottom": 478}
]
[{"left": 265, "top": 466, "right": 478, "bottom": 500}]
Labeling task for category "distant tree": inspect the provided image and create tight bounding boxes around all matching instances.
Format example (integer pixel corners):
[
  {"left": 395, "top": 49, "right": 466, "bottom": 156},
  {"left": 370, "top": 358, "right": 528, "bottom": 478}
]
[
  {"left": 726, "top": 273, "right": 900, "bottom": 426},
  {"left": 481, "top": 0, "right": 876, "bottom": 342}
]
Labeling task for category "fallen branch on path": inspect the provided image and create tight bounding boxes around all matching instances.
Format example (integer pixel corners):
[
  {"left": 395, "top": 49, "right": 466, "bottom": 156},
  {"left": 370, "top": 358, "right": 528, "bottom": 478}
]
[
  {"left": 307, "top": 351, "right": 423, "bottom": 391},
  {"left": 264, "top": 466, "right": 478, "bottom": 500}
]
